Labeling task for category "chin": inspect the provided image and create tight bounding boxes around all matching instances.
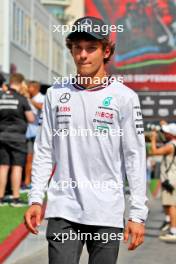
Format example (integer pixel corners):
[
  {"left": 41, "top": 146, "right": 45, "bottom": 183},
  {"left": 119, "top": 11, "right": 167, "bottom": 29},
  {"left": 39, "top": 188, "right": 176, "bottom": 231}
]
[
  {"left": 78, "top": 70, "right": 93, "bottom": 77},
  {"left": 78, "top": 66, "right": 97, "bottom": 76}
]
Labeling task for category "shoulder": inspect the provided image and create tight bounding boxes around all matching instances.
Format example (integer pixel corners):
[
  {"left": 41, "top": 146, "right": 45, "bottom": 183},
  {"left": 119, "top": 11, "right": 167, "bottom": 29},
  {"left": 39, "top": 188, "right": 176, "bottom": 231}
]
[
  {"left": 34, "top": 92, "right": 45, "bottom": 102},
  {"left": 110, "top": 80, "right": 139, "bottom": 101},
  {"left": 168, "top": 140, "right": 176, "bottom": 151},
  {"left": 36, "top": 92, "right": 44, "bottom": 98},
  {"left": 164, "top": 141, "right": 176, "bottom": 155},
  {"left": 16, "top": 92, "right": 28, "bottom": 102},
  {"left": 45, "top": 84, "right": 72, "bottom": 103},
  {"left": 47, "top": 83, "right": 73, "bottom": 94},
  {"left": 110, "top": 81, "right": 140, "bottom": 114}
]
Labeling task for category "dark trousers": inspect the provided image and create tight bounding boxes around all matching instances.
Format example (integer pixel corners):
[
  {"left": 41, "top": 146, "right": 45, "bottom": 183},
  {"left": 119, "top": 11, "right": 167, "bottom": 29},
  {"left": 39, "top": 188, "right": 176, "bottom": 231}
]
[{"left": 46, "top": 217, "right": 123, "bottom": 264}]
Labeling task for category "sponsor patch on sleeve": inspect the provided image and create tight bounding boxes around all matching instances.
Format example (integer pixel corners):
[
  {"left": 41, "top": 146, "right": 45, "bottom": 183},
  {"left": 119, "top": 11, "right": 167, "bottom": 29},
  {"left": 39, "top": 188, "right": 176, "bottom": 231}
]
[{"left": 133, "top": 106, "right": 144, "bottom": 135}]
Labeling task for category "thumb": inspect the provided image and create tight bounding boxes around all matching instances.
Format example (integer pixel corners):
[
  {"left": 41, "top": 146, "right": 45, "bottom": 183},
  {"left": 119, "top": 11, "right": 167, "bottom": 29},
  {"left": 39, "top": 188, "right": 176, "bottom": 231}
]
[{"left": 124, "top": 225, "right": 129, "bottom": 243}]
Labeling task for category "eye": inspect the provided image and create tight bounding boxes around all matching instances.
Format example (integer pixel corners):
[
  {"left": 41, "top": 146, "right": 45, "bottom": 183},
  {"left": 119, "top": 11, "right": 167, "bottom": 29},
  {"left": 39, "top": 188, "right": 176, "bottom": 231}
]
[
  {"left": 73, "top": 45, "right": 81, "bottom": 50},
  {"left": 87, "top": 46, "right": 97, "bottom": 51}
]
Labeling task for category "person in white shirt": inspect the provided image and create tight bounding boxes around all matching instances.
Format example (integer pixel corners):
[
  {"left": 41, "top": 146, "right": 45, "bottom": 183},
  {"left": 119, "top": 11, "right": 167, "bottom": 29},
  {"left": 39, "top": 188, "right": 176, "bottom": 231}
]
[{"left": 24, "top": 16, "right": 148, "bottom": 264}]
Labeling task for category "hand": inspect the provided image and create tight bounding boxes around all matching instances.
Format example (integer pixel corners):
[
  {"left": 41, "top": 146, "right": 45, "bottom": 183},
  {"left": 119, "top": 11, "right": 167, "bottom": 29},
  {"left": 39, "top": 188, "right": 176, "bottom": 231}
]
[
  {"left": 123, "top": 221, "right": 145, "bottom": 250},
  {"left": 24, "top": 204, "right": 42, "bottom": 234}
]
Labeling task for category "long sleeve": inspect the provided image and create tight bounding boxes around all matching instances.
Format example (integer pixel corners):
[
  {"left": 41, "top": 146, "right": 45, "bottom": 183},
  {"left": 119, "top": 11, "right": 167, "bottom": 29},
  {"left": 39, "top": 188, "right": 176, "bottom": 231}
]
[
  {"left": 120, "top": 93, "right": 148, "bottom": 221},
  {"left": 28, "top": 89, "right": 54, "bottom": 205}
]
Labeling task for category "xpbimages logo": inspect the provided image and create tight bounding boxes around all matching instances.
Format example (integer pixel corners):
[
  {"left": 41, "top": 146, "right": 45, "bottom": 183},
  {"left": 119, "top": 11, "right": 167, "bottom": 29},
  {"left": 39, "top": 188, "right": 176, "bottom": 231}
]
[
  {"left": 53, "top": 74, "right": 124, "bottom": 87},
  {"left": 53, "top": 21, "right": 124, "bottom": 35},
  {"left": 53, "top": 230, "right": 124, "bottom": 244},
  {"left": 53, "top": 127, "right": 124, "bottom": 138}
]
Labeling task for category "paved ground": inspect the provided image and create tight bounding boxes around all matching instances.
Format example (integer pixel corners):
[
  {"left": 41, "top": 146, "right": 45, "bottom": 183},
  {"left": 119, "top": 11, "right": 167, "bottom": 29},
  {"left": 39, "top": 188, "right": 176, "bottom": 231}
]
[{"left": 7, "top": 198, "right": 176, "bottom": 264}]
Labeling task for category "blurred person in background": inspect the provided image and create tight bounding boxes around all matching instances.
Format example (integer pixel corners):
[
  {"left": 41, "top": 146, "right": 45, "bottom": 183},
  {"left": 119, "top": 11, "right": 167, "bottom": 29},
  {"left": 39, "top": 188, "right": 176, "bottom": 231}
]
[
  {"left": 158, "top": 120, "right": 171, "bottom": 232},
  {"left": 19, "top": 80, "right": 30, "bottom": 99},
  {"left": 0, "top": 73, "right": 8, "bottom": 92},
  {"left": 0, "top": 73, "right": 34, "bottom": 207},
  {"left": 22, "top": 81, "right": 44, "bottom": 190},
  {"left": 150, "top": 123, "right": 176, "bottom": 241}
]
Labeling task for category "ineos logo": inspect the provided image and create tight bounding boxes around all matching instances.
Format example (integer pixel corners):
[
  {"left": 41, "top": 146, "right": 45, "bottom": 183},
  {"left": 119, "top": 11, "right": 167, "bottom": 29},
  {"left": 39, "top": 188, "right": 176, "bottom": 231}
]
[{"left": 59, "top": 93, "right": 71, "bottom": 103}]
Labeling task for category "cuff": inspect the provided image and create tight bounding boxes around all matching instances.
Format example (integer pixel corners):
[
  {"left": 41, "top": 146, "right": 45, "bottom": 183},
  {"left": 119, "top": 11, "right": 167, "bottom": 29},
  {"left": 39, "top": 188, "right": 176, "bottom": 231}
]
[{"left": 28, "top": 197, "right": 43, "bottom": 206}]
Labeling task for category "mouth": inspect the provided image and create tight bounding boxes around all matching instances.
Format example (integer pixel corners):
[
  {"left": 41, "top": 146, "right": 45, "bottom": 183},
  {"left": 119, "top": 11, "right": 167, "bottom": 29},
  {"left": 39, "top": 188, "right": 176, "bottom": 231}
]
[{"left": 78, "top": 63, "right": 91, "bottom": 66}]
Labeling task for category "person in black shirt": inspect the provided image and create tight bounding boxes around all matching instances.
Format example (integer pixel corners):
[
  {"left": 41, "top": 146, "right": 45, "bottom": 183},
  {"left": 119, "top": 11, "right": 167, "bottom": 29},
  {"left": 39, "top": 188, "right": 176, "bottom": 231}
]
[{"left": 0, "top": 73, "right": 34, "bottom": 207}]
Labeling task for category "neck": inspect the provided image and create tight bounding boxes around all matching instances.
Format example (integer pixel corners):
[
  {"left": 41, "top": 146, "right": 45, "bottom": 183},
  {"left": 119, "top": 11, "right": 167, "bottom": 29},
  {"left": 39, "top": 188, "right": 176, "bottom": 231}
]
[
  {"left": 10, "top": 84, "right": 19, "bottom": 92},
  {"left": 77, "top": 66, "right": 108, "bottom": 88},
  {"left": 31, "top": 91, "right": 39, "bottom": 97}
]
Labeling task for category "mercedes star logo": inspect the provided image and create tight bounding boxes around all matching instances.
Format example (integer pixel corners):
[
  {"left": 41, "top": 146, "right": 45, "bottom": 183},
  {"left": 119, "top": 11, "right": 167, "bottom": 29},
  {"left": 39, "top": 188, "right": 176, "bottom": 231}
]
[
  {"left": 80, "top": 18, "right": 92, "bottom": 26},
  {"left": 59, "top": 93, "right": 71, "bottom": 103}
]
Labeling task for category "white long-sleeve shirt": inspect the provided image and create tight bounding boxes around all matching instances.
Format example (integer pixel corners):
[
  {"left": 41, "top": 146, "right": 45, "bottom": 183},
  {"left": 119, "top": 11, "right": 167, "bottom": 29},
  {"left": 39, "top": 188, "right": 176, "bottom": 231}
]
[{"left": 28, "top": 79, "right": 148, "bottom": 228}]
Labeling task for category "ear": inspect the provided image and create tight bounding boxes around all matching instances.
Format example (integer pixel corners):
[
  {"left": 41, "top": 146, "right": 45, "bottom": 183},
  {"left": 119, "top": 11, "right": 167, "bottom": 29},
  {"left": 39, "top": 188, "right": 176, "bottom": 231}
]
[{"left": 104, "top": 45, "right": 111, "bottom": 59}]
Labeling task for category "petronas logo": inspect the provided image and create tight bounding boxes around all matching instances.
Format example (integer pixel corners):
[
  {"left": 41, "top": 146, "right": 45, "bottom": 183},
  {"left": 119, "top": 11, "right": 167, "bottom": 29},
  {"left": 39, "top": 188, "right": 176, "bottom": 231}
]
[{"left": 103, "top": 97, "right": 112, "bottom": 107}]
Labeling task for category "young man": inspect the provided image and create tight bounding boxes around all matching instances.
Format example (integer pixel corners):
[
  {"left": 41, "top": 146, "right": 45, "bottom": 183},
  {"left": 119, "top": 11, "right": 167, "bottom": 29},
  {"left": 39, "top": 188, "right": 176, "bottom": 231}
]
[
  {"left": 0, "top": 73, "right": 34, "bottom": 207},
  {"left": 24, "top": 81, "right": 44, "bottom": 189},
  {"left": 25, "top": 17, "right": 148, "bottom": 263}
]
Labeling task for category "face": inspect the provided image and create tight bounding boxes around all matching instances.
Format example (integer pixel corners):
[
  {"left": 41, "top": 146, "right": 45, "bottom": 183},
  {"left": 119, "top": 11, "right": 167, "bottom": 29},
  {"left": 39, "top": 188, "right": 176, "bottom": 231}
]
[
  {"left": 164, "top": 132, "right": 173, "bottom": 141},
  {"left": 71, "top": 40, "right": 110, "bottom": 77},
  {"left": 28, "top": 85, "right": 38, "bottom": 96},
  {"left": 2, "top": 83, "right": 8, "bottom": 92}
]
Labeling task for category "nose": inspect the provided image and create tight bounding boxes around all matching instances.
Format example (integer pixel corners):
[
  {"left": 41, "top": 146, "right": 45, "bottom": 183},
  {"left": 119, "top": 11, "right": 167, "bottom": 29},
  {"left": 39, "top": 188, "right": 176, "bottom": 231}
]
[{"left": 80, "top": 49, "right": 88, "bottom": 60}]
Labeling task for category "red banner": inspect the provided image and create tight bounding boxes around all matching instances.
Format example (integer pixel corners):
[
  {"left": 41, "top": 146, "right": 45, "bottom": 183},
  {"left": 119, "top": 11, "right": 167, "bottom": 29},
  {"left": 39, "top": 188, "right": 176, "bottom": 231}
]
[{"left": 85, "top": 0, "right": 176, "bottom": 90}]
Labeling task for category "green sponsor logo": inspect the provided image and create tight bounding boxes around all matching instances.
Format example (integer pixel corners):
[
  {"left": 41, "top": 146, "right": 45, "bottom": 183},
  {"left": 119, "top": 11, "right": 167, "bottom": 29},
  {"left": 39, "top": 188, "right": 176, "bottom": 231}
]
[
  {"left": 103, "top": 97, "right": 112, "bottom": 107},
  {"left": 96, "top": 125, "right": 109, "bottom": 131}
]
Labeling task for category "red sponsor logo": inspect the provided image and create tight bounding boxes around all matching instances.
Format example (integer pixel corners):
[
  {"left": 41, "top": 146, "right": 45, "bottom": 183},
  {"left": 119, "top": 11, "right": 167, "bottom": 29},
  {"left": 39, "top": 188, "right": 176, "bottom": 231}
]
[
  {"left": 95, "top": 111, "right": 113, "bottom": 119},
  {"left": 57, "top": 106, "right": 70, "bottom": 112}
]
